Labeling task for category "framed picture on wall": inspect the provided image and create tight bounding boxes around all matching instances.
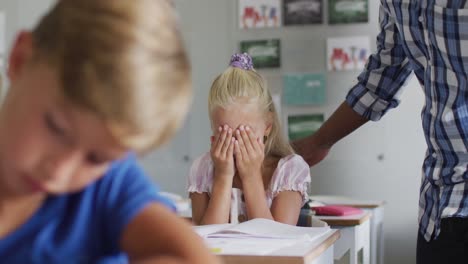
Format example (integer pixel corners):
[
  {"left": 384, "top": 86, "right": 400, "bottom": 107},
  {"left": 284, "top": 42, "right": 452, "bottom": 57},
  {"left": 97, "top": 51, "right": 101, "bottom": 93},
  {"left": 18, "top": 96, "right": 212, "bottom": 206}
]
[
  {"left": 328, "top": 0, "right": 368, "bottom": 24},
  {"left": 327, "top": 36, "right": 370, "bottom": 71},
  {"left": 239, "top": 0, "right": 282, "bottom": 29},
  {"left": 283, "top": 0, "right": 323, "bottom": 25},
  {"left": 283, "top": 73, "right": 326, "bottom": 105},
  {"left": 287, "top": 114, "right": 324, "bottom": 140},
  {"left": 240, "top": 39, "right": 281, "bottom": 68}
]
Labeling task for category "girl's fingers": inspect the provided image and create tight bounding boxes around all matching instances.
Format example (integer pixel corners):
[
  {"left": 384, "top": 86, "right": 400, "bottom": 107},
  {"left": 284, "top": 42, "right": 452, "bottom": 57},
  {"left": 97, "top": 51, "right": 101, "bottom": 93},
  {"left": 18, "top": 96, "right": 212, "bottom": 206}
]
[
  {"left": 240, "top": 126, "right": 255, "bottom": 154},
  {"left": 217, "top": 125, "right": 228, "bottom": 154},
  {"left": 220, "top": 128, "right": 232, "bottom": 157},
  {"left": 234, "top": 139, "right": 242, "bottom": 161},
  {"left": 213, "top": 127, "right": 226, "bottom": 156},
  {"left": 246, "top": 126, "right": 261, "bottom": 152},
  {"left": 227, "top": 137, "right": 235, "bottom": 157},
  {"left": 212, "top": 126, "right": 222, "bottom": 148},
  {"left": 236, "top": 129, "right": 248, "bottom": 159}
]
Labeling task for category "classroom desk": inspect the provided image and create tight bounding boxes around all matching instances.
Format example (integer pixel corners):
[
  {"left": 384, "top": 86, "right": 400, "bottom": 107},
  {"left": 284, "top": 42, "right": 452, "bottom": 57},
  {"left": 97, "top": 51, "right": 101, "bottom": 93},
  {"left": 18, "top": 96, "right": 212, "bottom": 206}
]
[
  {"left": 181, "top": 206, "right": 340, "bottom": 264},
  {"left": 215, "top": 229, "right": 341, "bottom": 264},
  {"left": 310, "top": 195, "right": 385, "bottom": 264},
  {"left": 315, "top": 212, "right": 371, "bottom": 264}
]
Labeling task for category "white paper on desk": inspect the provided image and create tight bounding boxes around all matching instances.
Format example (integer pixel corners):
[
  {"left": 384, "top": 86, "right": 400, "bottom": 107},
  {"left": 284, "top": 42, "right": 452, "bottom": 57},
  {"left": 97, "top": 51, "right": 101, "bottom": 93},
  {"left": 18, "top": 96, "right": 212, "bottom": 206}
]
[
  {"left": 205, "top": 237, "right": 297, "bottom": 255},
  {"left": 195, "top": 218, "right": 330, "bottom": 241},
  {"left": 194, "top": 224, "right": 233, "bottom": 237}
]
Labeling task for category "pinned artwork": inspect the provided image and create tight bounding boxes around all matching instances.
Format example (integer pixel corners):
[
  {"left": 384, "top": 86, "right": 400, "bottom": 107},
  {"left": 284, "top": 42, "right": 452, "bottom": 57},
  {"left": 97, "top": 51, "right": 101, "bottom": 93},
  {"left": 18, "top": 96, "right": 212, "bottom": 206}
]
[
  {"left": 240, "top": 39, "right": 281, "bottom": 68},
  {"left": 327, "top": 36, "right": 370, "bottom": 71},
  {"left": 283, "top": 0, "right": 322, "bottom": 25},
  {"left": 329, "top": 0, "right": 368, "bottom": 24},
  {"left": 239, "top": 0, "right": 282, "bottom": 29},
  {"left": 288, "top": 114, "right": 324, "bottom": 140},
  {"left": 283, "top": 73, "right": 326, "bottom": 105}
]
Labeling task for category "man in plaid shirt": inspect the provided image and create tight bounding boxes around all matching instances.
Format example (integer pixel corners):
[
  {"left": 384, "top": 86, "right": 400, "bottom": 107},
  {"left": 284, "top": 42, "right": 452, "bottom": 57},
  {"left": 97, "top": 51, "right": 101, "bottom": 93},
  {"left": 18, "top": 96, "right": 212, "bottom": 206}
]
[{"left": 295, "top": 1, "right": 468, "bottom": 263}]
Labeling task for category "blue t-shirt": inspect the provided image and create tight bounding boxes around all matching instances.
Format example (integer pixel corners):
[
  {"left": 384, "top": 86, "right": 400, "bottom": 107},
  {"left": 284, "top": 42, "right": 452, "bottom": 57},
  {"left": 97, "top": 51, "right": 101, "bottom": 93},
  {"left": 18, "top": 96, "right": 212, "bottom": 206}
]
[{"left": 0, "top": 154, "right": 174, "bottom": 263}]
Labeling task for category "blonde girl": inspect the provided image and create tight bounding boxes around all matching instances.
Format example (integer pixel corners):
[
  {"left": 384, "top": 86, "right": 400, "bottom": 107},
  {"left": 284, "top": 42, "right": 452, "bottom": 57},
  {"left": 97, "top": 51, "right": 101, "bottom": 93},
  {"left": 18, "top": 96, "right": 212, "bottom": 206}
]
[{"left": 188, "top": 53, "right": 311, "bottom": 225}]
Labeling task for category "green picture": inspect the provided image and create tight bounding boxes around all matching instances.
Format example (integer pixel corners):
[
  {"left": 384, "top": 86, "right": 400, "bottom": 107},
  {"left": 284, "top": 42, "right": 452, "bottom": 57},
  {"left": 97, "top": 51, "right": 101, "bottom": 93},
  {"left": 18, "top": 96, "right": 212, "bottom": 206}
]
[
  {"left": 328, "top": 0, "right": 368, "bottom": 24},
  {"left": 283, "top": 73, "right": 326, "bottom": 105},
  {"left": 288, "top": 114, "right": 324, "bottom": 140},
  {"left": 240, "top": 39, "right": 281, "bottom": 68}
]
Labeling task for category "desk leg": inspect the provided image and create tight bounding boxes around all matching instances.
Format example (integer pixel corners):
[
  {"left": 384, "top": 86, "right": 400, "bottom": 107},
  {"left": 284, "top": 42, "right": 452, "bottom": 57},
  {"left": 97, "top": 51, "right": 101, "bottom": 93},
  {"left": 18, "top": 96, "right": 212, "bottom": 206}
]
[
  {"left": 364, "top": 207, "right": 385, "bottom": 264},
  {"left": 333, "top": 227, "right": 355, "bottom": 263},
  {"left": 374, "top": 207, "right": 385, "bottom": 264},
  {"left": 355, "top": 219, "right": 370, "bottom": 264},
  {"left": 310, "top": 245, "right": 334, "bottom": 264}
]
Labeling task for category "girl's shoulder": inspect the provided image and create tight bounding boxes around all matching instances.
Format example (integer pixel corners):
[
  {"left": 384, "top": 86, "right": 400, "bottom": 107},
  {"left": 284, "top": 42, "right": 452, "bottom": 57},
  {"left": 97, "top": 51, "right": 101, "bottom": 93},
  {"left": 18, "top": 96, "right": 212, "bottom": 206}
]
[
  {"left": 269, "top": 154, "right": 311, "bottom": 205},
  {"left": 277, "top": 154, "right": 310, "bottom": 170},
  {"left": 189, "top": 152, "right": 213, "bottom": 176},
  {"left": 187, "top": 152, "right": 214, "bottom": 193},
  {"left": 270, "top": 154, "right": 311, "bottom": 188}
]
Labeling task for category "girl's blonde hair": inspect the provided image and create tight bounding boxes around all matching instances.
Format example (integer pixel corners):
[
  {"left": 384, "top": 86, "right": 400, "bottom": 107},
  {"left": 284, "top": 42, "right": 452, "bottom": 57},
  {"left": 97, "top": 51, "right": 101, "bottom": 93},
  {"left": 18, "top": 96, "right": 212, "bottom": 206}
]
[
  {"left": 31, "top": 0, "right": 190, "bottom": 152},
  {"left": 208, "top": 65, "right": 294, "bottom": 158}
]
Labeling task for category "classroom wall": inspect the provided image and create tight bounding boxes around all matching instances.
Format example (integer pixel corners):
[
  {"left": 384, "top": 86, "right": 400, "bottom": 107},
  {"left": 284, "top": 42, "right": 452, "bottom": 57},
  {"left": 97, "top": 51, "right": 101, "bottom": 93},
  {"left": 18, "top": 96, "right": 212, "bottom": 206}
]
[{"left": 0, "top": 1, "right": 425, "bottom": 263}]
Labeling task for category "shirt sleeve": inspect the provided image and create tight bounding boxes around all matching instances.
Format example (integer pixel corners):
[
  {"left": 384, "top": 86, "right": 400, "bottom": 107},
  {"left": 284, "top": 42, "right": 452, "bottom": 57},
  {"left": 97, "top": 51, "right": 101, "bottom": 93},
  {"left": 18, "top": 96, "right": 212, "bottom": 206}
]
[
  {"left": 97, "top": 153, "right": 175, "bottom": 253},
  {"left": 346, "top": 0, "right": 413, "bottom": 121},
  {"left": 187, "top": 153, "right": 213, "bottom": 194},
  {"left": 271, "top": 155, "right": 311, "bottom": 205}
]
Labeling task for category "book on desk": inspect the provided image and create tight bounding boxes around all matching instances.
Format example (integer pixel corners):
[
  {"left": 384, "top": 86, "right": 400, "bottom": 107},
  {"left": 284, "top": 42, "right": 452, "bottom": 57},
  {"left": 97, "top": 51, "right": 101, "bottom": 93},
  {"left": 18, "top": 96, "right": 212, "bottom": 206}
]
[{"left": 193, "top": 218, "right": 340, "bottom": 264}]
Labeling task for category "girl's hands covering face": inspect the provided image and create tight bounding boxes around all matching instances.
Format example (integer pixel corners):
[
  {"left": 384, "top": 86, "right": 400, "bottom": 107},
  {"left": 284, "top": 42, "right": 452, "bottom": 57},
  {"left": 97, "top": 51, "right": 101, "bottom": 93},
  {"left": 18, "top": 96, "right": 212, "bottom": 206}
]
[
  {"left": 210, "top": 125, "right": 235, "bottom": 179},
  {"left": 233, "top": 125, "right": 264, "bottom": 181}
]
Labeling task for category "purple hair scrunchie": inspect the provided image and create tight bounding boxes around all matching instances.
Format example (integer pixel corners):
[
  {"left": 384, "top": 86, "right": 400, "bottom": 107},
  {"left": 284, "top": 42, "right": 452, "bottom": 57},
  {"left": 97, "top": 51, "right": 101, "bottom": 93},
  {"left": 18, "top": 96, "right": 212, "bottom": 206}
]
[{"left": 229, "top": 53, "right": 254, "bottom": 70}]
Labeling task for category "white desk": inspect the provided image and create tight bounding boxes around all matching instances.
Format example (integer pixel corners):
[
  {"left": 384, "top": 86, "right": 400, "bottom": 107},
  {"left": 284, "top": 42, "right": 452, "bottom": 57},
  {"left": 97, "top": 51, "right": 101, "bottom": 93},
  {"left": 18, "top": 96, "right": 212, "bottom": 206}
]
[
  {"left": 215, "top": 229, "right": 340, "bottom": 264},
  {"left": 181, "top": 207, "right": 340, "bottom": 264},
  {"left": 315, "top": 211, "right": 371, "bottom": 264},
  {"left": 310, "top": 195, "right": 385, "bottom": 264}
]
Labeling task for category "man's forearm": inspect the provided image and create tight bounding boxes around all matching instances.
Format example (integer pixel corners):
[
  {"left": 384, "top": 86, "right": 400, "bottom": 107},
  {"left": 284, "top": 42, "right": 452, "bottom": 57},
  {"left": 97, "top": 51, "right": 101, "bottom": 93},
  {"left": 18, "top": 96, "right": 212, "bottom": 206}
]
[{"left": 314, "top": 101, "right": 369, "bottom": 148}]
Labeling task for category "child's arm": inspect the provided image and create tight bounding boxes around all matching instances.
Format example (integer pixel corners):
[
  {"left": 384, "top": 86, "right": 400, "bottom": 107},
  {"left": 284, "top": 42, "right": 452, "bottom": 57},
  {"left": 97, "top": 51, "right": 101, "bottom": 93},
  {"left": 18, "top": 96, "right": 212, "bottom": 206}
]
[
  {"left": 235, "top": 126, "right": 308, "bottom": 225},
  {"left": 190, "top": 179, "right": 231, "bottom": 225},
  {"left": 270, "top": 154, "right": 311, "bottom": 225},
  {"left": 235, "top": 126, "right": 276, "bottom": 221},
  {"left": 270, "top": 192, "right": 303, "bottom": 224},
  {"left": 241, "top": 176, "right": 303, "bottom": 225},
  {"left": 121, "top": 202, "right": 220, "bottom": 264},
  {"left": 190, "top": 126, "right": 235, "bottom": 225}
]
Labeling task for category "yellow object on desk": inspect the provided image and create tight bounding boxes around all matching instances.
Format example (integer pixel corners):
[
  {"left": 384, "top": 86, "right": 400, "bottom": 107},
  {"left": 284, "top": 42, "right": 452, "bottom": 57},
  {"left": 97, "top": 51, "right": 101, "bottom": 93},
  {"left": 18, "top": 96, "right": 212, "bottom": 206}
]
[{"left": 210, "top": 247, "right": 223, "bottom": 254}]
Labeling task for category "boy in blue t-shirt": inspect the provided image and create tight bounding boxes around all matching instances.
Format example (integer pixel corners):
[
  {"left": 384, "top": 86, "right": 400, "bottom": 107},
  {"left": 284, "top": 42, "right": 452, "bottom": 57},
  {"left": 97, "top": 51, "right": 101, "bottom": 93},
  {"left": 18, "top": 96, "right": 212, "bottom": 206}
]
[{"left": 0, "top": 0, "right": 218, "bottom": 263}]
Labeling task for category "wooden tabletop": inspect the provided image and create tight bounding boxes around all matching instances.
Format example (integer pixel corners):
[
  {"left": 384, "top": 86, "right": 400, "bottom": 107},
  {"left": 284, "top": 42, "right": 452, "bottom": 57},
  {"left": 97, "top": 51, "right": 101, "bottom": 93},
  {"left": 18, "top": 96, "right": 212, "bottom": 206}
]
[
  {"left": 310, "top": 195, "right": 386, "bottom": 209},
  {"left": 316, "top": 211, "right": 372, "bottom": 226},
  {"left": 220, "top": 229, "right": 340, "bottom": 264}
]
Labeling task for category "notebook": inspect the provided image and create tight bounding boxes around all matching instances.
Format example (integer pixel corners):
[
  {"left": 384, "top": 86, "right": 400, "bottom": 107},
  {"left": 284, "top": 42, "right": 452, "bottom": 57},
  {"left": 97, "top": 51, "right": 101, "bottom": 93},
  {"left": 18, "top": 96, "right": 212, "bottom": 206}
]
[
  {"left": 193, "top": 218, "right": 332, "bottom": 255},
  {"left": 312, "top": 205, "right": 363, "bottom": 216},
  {"left": 194, "top": 218, "right": 330, "bottom": 240}
]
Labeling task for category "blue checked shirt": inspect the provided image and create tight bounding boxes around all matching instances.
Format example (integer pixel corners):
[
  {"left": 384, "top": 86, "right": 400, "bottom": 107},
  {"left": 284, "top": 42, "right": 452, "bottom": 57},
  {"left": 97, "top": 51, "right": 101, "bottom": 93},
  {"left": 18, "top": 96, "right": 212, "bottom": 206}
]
[{"left": 346, "top": 0, "right": 468, "bottom": 241}]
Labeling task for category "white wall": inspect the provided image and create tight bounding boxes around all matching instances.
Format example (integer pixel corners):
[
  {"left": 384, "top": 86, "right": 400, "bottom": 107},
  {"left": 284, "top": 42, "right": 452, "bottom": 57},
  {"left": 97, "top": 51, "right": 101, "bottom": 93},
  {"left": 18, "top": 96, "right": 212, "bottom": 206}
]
[
  {"left": 1, "top": 1, "right": 426, "bottom": 263},
  {"left": 0, "top": 0, "right": 54, "bottom": 92}
]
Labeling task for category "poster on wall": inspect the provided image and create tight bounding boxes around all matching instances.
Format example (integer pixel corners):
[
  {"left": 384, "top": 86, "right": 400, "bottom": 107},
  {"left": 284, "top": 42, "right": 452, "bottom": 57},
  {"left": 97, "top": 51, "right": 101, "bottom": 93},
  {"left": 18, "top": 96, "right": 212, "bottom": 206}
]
[
  {"left": 283, "top": 73, "right": 326, "bottom": 105},
  {"left": 239, "top": 0, "right": 282, "bottom": 29},
  {"left": 283, "top": 0, "right": 322, "bottom": 25},
  {"left": 328, "top": 0, "right": 368, "bottom": 24},
  {"left": 240, "top": 39, "right": 281, "bottom": 68},
  {"left": 288, "top": 114, "right": 324, "bottom": 140},
  {"left": 327, "top": 36, "right": 370, "bottom": 71}
]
